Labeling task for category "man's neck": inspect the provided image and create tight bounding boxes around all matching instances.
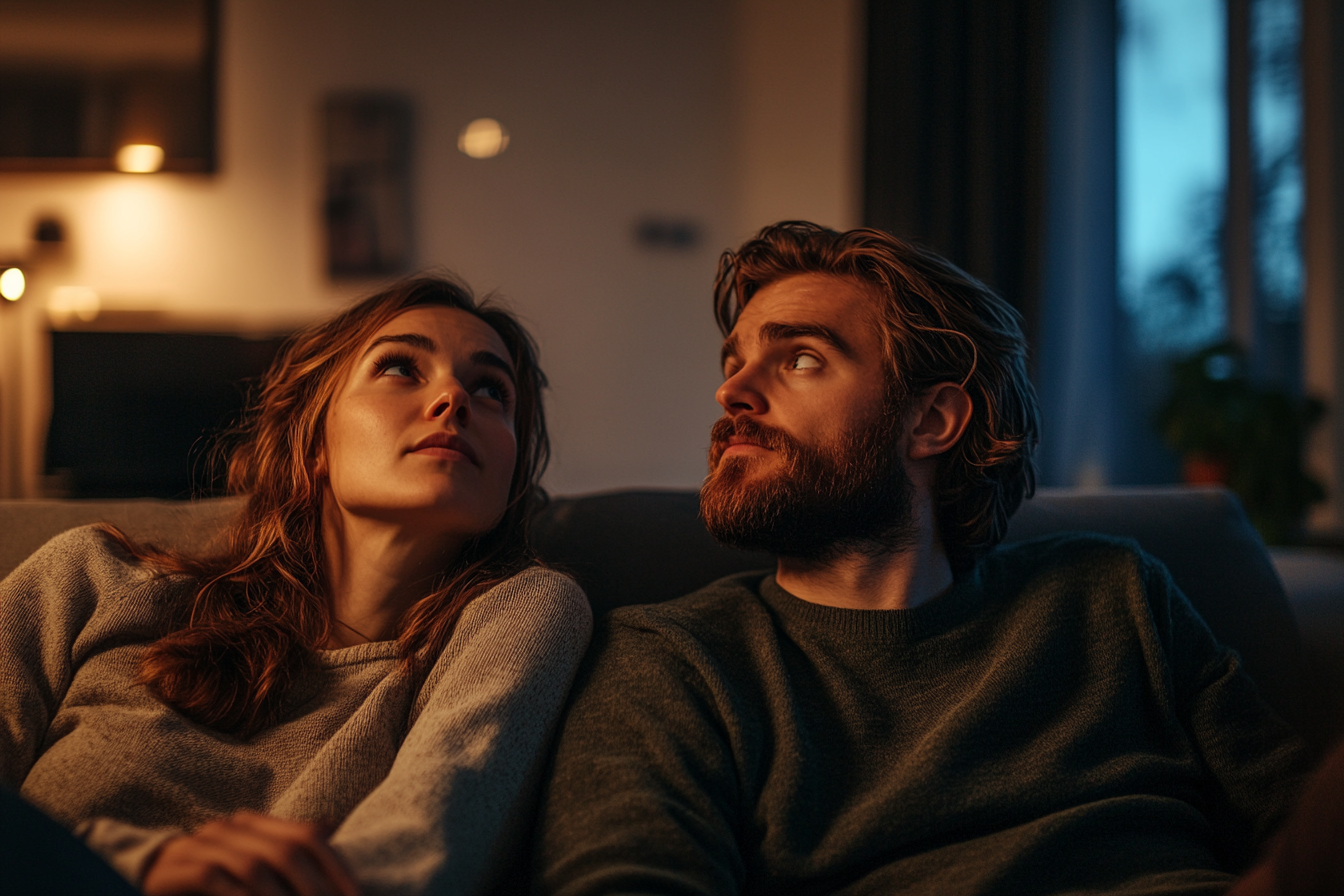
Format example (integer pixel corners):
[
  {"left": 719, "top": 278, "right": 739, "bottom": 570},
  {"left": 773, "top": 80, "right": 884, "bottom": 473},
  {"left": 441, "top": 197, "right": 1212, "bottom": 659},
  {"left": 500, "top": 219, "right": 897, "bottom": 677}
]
[{"left": 774, "top": 494, "right": 952, "bottom": 611}]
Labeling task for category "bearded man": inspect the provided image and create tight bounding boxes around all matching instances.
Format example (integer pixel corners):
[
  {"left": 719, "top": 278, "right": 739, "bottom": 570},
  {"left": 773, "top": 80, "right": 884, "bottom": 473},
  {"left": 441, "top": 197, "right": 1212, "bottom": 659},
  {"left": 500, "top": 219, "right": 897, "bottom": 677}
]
[{"left": 532, "top": 223, "right": 1310, "bottom": 895}]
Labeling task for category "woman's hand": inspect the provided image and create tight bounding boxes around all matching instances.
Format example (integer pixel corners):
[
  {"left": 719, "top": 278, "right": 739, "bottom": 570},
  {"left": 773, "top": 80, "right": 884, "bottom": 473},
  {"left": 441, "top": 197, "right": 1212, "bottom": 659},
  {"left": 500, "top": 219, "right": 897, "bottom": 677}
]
[{"left": 142, "top": 812, "right": 361, "bottom": 896}]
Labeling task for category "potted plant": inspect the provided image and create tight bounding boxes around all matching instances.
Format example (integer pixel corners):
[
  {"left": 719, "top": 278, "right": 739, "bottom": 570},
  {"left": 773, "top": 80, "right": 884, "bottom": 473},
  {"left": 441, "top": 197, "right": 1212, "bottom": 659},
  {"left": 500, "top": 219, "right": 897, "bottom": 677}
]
[{"left": 1154, "top": 342, "right": 1326, "bottom": 544}]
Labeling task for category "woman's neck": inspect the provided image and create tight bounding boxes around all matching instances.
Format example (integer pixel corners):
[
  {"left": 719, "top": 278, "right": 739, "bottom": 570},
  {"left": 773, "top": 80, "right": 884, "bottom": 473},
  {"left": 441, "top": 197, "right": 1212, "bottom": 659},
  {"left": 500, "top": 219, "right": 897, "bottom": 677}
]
[{"left": 319, "top": 498, "right": 463, "bottom": 646}]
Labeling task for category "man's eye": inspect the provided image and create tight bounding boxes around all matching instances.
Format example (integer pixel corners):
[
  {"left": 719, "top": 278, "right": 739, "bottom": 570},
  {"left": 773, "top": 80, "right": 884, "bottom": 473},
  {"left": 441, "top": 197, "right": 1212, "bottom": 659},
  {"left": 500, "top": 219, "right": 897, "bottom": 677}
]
[{"left": 791, "top": 354, "right": 821, "bottom": 370}]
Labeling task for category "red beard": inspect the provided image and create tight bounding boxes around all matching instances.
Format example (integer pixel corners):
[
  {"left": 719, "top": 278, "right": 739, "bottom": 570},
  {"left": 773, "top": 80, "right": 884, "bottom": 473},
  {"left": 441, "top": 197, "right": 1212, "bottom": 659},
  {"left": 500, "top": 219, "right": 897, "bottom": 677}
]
[{"left": 699, "top": 408, "right": 917, "bottom": 560}]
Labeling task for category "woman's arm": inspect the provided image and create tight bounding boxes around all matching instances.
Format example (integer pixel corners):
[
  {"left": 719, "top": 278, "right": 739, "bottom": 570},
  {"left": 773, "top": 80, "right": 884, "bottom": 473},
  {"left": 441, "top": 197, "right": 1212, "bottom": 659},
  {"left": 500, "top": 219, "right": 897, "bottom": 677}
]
[
  {"left": 330, "top": 566, "right": 592, "bottom": 896},
  {"left": 0, "top": 527, "right": 148, "bottom": 787}
]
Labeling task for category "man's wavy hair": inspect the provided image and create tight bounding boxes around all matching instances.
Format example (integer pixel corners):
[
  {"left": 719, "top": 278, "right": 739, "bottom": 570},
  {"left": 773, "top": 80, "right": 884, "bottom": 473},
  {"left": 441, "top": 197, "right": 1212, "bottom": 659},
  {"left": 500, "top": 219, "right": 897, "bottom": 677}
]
[
  {"left": 106, "top": 276, "right": 549, "bottom": 737},
  {"left": 713, "top": 222, "right": 1039, "bottom": 570}
]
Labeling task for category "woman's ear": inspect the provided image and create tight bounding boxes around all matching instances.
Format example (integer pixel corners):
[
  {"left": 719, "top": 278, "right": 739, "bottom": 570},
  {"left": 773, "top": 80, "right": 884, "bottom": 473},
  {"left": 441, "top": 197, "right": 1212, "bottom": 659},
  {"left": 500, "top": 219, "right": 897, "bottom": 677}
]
[{"left": 907, "top": 383, "right": 973, "bottom": 461}]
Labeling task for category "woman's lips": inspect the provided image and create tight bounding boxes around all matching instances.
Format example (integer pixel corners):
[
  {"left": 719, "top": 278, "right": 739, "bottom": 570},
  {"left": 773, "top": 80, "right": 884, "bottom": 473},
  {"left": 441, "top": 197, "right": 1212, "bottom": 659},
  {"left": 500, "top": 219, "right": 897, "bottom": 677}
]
[{"left": 410, "top": 432, "right": 478, "bottom": 463}]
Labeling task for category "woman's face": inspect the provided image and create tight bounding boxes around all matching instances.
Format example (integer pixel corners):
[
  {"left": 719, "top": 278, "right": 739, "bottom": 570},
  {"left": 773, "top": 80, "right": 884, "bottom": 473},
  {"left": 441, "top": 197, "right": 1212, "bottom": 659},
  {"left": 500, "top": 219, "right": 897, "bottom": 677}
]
[{"left": 319, "top": 305, "right": 519, "bottom": 542}]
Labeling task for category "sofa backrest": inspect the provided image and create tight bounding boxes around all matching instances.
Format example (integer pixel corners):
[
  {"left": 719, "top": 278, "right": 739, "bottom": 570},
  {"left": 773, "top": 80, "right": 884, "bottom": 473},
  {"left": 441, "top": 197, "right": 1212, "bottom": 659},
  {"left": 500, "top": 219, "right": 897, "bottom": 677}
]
[
  {"left": 529, "top": 487, "right": 1306, "bottom": 736},
  {"left": 0, "top": 486, "right": 1310, "bottom": 746}
]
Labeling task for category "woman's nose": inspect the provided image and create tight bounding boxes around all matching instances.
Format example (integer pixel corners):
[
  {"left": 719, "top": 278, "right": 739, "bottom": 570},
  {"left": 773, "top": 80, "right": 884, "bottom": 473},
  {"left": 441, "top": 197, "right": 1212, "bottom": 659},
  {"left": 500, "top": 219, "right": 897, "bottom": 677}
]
[{"left": 428, "top": 381, "right": 471, "bottom": 423}]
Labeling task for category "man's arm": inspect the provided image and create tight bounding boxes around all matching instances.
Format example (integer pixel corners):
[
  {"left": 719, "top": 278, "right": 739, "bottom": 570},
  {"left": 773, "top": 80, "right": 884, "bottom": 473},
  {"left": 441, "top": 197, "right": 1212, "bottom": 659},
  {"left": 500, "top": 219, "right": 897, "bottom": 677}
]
[
  {"left": 532, "top": 613, "right": 747, "bottom": 896},
  {"left": 1144, "top": 556, "right": 1312, "bottom": 863}
]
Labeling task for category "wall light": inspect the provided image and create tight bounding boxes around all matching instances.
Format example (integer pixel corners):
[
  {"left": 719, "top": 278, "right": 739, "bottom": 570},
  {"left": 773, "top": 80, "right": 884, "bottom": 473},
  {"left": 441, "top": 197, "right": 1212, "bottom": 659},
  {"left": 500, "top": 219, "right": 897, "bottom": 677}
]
[
  {"left": 48, "top": 286, "right": 101, "bottom": 324},
  {"left": 0, "top": 267, "right": 24, "bottom": 301},
  {"left": 115, "top": 144, "right": 165, "bottom": 173},
  {"left": 457, "top": 119, "right": 509, "bottom": 159}
]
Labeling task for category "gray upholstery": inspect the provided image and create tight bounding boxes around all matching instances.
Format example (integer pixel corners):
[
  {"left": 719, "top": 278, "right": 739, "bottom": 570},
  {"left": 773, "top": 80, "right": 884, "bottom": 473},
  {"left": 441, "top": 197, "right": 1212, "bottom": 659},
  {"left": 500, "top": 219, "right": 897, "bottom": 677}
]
[{"left": 0, "top": 487, "right": 1332, "bottom": 751}]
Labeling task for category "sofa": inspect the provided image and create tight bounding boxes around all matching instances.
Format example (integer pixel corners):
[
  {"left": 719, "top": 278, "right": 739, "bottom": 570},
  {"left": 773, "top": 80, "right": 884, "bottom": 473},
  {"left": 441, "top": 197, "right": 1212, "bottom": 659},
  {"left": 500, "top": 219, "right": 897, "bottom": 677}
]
[{"left": 1, "top": 486, "right": 1339, "bottom": 755}]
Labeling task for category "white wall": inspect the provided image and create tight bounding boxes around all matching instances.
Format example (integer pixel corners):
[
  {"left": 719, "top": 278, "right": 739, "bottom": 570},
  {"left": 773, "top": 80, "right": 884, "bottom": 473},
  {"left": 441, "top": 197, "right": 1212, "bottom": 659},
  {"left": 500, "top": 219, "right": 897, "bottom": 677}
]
[
  {"left": 734, "top": 0, "right": 863, "bottom": 237},
  {"left": 0, "top": 0, "right": 862, "bottom": 497}
]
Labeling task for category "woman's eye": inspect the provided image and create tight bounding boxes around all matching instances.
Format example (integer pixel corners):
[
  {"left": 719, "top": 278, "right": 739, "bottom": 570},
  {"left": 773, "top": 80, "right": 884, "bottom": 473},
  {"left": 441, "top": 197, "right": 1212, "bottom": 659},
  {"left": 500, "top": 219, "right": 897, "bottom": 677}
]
[
  {"left": 790, "top": 354, "right": 821, "bottom": 370},
  {"left": 473, "top": 380, "right": 510, "bottom": 404},
  {"left": 372, "top": 353, "right": 419, "bottom": 380}
]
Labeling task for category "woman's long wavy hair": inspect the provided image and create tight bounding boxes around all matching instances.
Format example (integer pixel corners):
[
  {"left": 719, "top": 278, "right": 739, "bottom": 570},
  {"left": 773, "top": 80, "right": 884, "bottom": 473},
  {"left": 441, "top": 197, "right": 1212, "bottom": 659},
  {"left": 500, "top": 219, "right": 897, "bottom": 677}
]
[
  {"left": 713, "top": 222, "right": 1039, "bottom": 571},
  {"left": 107, "top": 276, "right": 549, "bottom": 737}
]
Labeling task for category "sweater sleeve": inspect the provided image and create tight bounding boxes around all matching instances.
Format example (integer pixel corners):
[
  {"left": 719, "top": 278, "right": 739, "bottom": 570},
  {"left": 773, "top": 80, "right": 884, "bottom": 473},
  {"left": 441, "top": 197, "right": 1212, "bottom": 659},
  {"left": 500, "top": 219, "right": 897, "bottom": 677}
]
[
  {"left": 0, "top": 527, "right": 147, "bottom": 788},
  {"left": 532, "top": 613, "right": 746, "bottom": 896},
  {"left": 1143, "top": 554, "right": 1311, "bottom": 863},
  {"left": 330, "top": 566, "right": 592, "bottom": 896}
]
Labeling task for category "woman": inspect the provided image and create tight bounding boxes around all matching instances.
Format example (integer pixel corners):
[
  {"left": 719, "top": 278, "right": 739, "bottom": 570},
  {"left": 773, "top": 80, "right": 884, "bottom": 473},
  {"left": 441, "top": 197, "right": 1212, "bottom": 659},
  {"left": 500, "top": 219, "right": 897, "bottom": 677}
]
[{"left": 0, "top": 277, "right": 592, "bottom": 896}]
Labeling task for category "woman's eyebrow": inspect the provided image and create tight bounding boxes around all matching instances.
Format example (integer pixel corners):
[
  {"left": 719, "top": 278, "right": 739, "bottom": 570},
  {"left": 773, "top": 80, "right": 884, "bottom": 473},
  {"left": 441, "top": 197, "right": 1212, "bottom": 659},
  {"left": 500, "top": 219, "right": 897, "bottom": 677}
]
[
  {"left": 362, "top": 333, "right": 438, "bottom": 357},
  {"left": 473, "top": 350, "right": 517, "bottom": 386},
  {"left": 360, "top": 334, "right": 516, "bottom": 385}
]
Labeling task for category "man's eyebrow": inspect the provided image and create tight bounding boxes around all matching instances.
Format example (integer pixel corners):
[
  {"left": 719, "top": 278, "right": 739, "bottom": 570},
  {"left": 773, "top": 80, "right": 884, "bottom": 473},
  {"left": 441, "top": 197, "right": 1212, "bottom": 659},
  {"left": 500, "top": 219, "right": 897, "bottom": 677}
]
[
  {"left": 758, "top": 322, "right": 854, "bottom": 355},
  {"left": 720, "top": 322, "right": 854, "bottom": 369},
  {"left": 362, "top": 333, "right": 438, "bottom": 357},
  {"left": 720, "top": 334, "right": 741, "bottom": 369}
]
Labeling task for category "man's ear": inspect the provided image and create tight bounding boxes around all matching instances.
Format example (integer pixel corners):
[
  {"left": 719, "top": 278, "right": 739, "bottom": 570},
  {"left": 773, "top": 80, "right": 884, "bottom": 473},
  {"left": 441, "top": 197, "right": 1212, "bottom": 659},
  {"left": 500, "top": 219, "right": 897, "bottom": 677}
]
[{"left": 907, "top": 383, "right": 973, "bottom": 461}]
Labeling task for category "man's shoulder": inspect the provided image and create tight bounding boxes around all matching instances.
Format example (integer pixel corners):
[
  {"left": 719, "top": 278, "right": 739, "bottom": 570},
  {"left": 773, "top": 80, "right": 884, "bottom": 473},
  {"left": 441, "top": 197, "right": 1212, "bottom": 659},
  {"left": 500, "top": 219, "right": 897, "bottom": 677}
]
[
  {"left": 581, "top": 569, "right": 777, "bottom": 675},
  {"left": 979, "top": 531, "right": 1172, "bottom": 615},
  {"left": 607, "top": 568, "right": 774, "bottom": 636},
  {"left": 986, "top": 530, "right": 1155, "bottom": 579}
]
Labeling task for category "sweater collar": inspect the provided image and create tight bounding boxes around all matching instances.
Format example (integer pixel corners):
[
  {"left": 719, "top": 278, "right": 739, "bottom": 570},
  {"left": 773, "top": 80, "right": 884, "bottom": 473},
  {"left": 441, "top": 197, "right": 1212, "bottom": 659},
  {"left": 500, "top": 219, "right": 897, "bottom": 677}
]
[{"left": 757, "top": 565, "right": 985, "bottom": 642}]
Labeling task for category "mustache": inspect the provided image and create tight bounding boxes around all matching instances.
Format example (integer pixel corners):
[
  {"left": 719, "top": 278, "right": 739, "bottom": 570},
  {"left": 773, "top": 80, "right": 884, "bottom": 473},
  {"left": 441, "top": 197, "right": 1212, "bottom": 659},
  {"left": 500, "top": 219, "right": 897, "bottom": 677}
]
[{"left": 708, "top": 415, "right": 797, "bottom": 468}]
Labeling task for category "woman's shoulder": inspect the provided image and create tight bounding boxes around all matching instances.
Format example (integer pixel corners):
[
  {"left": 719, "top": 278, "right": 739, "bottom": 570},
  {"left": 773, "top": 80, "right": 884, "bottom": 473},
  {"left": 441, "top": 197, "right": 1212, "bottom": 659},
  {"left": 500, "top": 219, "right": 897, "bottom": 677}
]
[
  {"left": 407, "top": 566, "right": 593, "bottom": 726},
  {"left": 469, "top": 565, "right": 590, "bottom": 626},
  {"left": 445, "top": 565, "right": 592, "bottom": 664},
  {"left": 456, "top": 566, "right": 592, "bottom": 658},
  {"left": 3, "top": 525, "right": 162, "bottom": 596},
  {"left": 0, "top": 525, "right": 189, "bottom": 639}
]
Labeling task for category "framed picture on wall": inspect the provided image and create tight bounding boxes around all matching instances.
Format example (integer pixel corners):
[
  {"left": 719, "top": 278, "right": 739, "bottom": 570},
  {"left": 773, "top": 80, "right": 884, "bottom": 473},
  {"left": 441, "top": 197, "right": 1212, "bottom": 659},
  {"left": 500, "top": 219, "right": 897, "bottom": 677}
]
[
  {"left": 0, "top": 0, "right": 218, "bottom": 173},
  {"left": 323, "top": 93, "right": 413, "bottom": 278}
]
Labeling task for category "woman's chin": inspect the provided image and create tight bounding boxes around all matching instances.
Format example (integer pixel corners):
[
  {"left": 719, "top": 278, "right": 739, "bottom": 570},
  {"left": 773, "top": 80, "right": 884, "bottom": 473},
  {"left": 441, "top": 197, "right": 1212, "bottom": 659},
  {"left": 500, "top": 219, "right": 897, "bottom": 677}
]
[{"left": 348, "top": 494, "right": 501, "bottom": 535}]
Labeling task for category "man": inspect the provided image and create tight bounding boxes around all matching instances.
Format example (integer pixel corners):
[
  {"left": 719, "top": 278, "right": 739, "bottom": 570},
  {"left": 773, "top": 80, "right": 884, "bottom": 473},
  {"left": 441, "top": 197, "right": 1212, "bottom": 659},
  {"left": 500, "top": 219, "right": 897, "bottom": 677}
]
[{"left": 533, "top": 222, "right": 1309, "bottom": 894}]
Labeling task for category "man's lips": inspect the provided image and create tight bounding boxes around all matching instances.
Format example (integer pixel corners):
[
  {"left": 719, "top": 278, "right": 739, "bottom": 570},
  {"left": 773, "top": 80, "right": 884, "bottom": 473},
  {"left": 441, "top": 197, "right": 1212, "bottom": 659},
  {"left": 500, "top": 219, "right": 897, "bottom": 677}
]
[
  {"left": 410, "top": 432, "right": 478, "bottom": 463},
  {"left": 720, "top": 435, "right": 772, "bottom": 457}
]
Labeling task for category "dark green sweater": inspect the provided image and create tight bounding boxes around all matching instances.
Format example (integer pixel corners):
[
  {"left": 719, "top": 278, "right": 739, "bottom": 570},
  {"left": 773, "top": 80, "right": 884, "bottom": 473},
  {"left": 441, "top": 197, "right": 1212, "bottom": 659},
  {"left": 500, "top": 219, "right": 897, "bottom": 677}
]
[{"left": 533, "top": 534, "right": 1309, "bottom": 895}]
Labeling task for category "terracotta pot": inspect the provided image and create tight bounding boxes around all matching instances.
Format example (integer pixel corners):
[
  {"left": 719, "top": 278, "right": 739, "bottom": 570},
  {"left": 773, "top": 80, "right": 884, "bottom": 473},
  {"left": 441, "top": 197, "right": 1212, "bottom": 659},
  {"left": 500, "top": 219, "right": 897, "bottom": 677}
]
[{"left": 1182, "top": 453, "right": 1231, "bottom": 486}]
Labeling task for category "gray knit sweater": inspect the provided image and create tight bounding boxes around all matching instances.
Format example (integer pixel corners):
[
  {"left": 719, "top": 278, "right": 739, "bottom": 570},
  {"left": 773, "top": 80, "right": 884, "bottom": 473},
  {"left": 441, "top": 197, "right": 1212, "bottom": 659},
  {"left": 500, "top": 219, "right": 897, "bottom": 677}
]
[
  {"left": 0, "top": 526, "right": 592, "bottom": 896},
  {"left": 534, "top": 533, "right": 1309, "bottom": 895}
]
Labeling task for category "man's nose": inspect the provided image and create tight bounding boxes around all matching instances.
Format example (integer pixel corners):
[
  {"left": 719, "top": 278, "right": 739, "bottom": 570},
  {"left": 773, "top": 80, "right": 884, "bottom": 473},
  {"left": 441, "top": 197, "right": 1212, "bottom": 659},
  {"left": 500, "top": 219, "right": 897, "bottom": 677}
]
[{"left": 716, "top": 367, "right": 766, "bottom": 416}]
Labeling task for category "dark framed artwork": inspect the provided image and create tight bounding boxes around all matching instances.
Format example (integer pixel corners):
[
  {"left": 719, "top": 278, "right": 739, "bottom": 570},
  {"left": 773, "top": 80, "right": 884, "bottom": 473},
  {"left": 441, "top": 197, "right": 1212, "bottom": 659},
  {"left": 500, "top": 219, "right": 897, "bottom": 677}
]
[
  {"left": 0, "top": 0, "right": 218, "bottom": 172},
  {"left": 323, "top": 94, "right": 414, "bottom": 278}
]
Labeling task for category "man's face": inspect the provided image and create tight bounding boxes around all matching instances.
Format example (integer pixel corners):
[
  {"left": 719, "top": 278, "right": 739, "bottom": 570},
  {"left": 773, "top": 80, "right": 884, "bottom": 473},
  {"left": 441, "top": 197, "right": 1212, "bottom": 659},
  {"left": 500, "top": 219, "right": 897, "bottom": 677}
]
[{"left": 701, "top": 272, "right": 917, "bottom": 558}]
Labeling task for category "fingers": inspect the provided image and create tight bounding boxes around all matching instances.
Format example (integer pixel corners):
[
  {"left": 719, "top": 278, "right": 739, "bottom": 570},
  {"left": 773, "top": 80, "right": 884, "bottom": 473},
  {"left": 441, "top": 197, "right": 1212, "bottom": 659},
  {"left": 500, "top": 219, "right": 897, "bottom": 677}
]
[
  {"left": 144, "top": 834, "right": 274, "bottom": 896},
  {"left": 142, "top": 813, "right": 361, "bottom": 896},
  {"left": 228, "top": 813, "right": 360, "bottom": 896}
]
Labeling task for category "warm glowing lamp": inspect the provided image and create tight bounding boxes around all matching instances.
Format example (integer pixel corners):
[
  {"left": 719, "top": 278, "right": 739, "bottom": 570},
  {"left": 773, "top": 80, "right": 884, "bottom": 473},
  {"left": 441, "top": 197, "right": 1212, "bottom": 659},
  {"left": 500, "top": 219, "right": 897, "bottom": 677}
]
[
  {"left": 0, "top": 267, "right": 24, "bottom": 301},
  {"left": 115, "top": 144, "right": 165, "bottom": 173},
  {"left": 48, "top": 286, "right": 101, "bottom": 325},
  {"left": 457, "top": 119, "right": 509, "bottom": 159}
]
